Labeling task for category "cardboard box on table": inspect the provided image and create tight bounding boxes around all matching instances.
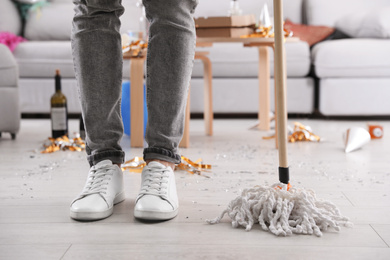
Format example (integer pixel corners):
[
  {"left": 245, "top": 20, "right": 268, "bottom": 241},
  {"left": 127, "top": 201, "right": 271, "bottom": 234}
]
[{"left": 195, "top": 15, "right": 256, "bottom": 38}]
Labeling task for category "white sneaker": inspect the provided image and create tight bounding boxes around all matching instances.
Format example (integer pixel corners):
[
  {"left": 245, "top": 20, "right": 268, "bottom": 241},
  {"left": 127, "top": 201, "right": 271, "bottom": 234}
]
[
  {"left": 70, "top": 160, "right": 125, "bottom": 221},
  {"left": 134, "top": 161, "right": 179, "bottom": 220}
]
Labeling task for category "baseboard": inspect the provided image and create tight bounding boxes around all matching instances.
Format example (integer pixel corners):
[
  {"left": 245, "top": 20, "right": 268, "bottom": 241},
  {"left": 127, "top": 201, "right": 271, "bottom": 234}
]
[
  {"left": 22, "top": 112, "right": 390, "bottom": 120},
  {"left": 22, "top": 113, "right": 82, "bottom": 119}
]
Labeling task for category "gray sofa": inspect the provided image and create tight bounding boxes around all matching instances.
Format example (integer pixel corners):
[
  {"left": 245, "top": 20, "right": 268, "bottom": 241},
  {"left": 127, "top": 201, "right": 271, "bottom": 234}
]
[
  {"left": 308, "top": 0, "right": 390, "bottom": 116},
  {"left": 0, "top": 0, "right": 389, "bottom": 117}
]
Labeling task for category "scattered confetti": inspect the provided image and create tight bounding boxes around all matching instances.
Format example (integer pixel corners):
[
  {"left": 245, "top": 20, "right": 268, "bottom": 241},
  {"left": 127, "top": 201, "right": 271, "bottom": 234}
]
[
  {"left": 41, "top": 135, "right": 85, "bottom": 153},
  {"left": 122, "top": 156, "right": 212, "bottom": 177}
]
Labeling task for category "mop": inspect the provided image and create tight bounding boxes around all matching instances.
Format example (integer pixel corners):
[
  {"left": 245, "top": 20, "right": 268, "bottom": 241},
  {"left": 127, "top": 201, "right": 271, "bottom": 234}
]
[{"left": 207, "top": 0, "right": 352, "bottom": 237}]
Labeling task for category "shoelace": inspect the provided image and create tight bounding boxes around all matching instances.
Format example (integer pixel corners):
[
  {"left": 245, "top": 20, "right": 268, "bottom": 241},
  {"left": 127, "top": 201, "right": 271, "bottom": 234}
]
[
  {"left": 140, "top": 168, "right": 169, "bottom": 197},
  {"left": 79, "top": 164, "right": 114, "bottom": 198}
]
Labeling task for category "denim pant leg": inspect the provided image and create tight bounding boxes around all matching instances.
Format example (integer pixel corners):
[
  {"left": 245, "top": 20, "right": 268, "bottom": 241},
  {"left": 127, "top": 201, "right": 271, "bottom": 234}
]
[
  {"left": 142, "top": 0, "right": 198, "bottom": 164},
  {"left": 71, "top": 0, "right": 125, "bottom": 166}
]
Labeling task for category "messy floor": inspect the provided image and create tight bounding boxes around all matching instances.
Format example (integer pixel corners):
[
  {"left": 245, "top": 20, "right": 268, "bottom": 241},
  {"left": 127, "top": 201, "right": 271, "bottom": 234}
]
[{"left": 0, "top": 119, "right": 389, "bottom": 259}]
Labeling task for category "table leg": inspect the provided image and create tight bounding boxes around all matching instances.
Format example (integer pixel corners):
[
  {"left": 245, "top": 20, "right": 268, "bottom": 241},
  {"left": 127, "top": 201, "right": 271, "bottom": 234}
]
[
  {"left": 179, "top": 87, "right": 191, "bottom": 148},
  {"left": 130, "top": 58, "right": 145, "bottom": 148},
  {"left": 258, "top": 46, "right": 271, "bottom": 131},
  {"left": 200, "top": 55, "right": 213, "bottom": 136}
]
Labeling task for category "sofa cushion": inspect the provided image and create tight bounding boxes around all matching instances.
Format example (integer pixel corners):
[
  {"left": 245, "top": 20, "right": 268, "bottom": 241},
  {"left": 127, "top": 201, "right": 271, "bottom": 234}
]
[
  {"left": 0, "top": 0, "right": 22, "bottom": 35},
  {"left": 14, "top": 41, "right": 75, "bottom": 77},
  {"left": 24, "top": 2, "right": 73, "bottom": 40},
  {"left": 304, "top": 0, "right": 390, "bottom": 27},
  {"left": 196, "top": 0, "right": 303, "bottom": 24},
  {"left": 312, "top": 39, "right": 390, "bottom": 78},
  {"left": 13, "top": 41, "right": 130, "bottom": 78},
  {"left": 190, "top": 77, "right": 314, "bottom": 114},
  {"left": 24, "top": 0, "right": 142, "bottom": 41},
  {"left": 193, "top": 41, "right": 310, "bottom": 78},
  {"left": 319, "top": 78, "right": 390, "bottom": 116},
  {"left": 14, "top": 39, "right": 309, "bottom": 79},
  {"left": 335, "top": 7, "right": 390, "bottom": 39},
  {"left": 284, "top": 19, "right": 335, "bottom": 46}
]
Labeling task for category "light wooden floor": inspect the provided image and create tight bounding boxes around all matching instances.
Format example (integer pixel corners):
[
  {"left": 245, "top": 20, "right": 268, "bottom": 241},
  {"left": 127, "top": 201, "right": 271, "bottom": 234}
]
[{"left": 1, "top": 118, "right": 390, "bottom": 260}]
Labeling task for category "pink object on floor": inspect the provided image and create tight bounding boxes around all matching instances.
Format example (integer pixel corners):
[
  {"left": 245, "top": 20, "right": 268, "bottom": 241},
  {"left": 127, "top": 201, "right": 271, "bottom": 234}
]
[{"left": 0, "top": 32, "right": 26, "bottom": 52}]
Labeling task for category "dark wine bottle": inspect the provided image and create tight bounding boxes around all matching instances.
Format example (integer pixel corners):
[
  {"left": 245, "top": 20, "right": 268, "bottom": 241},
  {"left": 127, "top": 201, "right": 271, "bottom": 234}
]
[{"left": 50, "top": 69, "right": 68, "bottom": 138}]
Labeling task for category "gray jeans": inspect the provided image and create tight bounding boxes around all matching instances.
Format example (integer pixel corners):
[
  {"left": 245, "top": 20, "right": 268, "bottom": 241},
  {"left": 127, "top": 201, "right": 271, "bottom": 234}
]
[{"left": 71, "top": 0, "right": 198, "bottom": 166}]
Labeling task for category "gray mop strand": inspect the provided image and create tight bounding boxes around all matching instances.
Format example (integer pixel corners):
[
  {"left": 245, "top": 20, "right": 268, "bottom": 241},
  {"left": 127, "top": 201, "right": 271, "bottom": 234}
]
[{"left": 206, "top": 183, "right": 353, "bottom": 237}]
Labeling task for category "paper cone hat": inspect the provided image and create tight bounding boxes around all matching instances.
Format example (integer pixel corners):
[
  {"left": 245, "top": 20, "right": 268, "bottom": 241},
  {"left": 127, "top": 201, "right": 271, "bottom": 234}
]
[
  {"left": 259, "top": 3, "right": 272, "bottom": 27},
  {"left": 344, "top": 127, "right": 371, "bottom": 153}
]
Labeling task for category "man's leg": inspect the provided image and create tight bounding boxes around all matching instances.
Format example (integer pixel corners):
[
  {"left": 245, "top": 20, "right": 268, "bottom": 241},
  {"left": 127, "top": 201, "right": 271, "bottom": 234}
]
[
  {"left": 69, "top": 0, "right": 125, "bottom": 221},
  {"left": 72, "top": 0, "right": 125, "bottom": 166},
  {"left": 134, "top": 0, "right": 198, "bottom": 220},
  {"left": 143, "top": 0, "right": 198, "bottom": 165}
]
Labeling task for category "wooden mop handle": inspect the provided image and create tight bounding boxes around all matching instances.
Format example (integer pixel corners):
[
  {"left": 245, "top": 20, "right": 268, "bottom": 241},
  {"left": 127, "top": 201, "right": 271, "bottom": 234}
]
[{"left": 273, "top": 0, "right": 290, "bottom": 183}]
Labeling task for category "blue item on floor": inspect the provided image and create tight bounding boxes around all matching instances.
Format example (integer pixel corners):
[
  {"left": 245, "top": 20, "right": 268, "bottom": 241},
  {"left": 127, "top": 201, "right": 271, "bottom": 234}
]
[{"left": 121, "top": 81, "right": 148, "bottom": 136}]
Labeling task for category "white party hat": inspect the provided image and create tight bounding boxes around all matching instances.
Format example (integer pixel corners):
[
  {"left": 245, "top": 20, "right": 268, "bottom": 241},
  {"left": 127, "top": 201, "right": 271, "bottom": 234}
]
[
  {"left": 344, "top": 127, "right": 371, "bottom": 153},
  {"left": 259, "top": 3, "right": 272, "bottom": 27}
]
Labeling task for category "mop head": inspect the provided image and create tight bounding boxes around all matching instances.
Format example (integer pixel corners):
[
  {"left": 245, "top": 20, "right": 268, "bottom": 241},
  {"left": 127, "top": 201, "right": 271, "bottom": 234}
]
[{"left": 207, "top": 183, "right": 353, "bottom": 237}]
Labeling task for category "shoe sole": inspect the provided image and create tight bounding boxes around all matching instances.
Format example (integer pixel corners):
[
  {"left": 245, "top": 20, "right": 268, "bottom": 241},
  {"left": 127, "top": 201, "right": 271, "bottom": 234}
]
[
  {"left": 70, "top": 191, "right": 126, "bottom": 221},
  {"left": 134, "top": 207, "right": 179, "bottom": 221}
]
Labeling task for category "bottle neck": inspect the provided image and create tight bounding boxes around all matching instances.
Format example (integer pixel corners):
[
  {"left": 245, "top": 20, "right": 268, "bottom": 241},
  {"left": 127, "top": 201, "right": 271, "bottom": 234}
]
[{"left": 55, "top": 74, "right": 61, "bottom": 92}]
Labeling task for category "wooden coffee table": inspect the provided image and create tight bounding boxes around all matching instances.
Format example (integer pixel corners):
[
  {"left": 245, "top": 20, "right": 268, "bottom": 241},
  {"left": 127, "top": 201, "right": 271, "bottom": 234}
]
[{"left": 124, "top": 36, "right": 299, "bottom": 148}]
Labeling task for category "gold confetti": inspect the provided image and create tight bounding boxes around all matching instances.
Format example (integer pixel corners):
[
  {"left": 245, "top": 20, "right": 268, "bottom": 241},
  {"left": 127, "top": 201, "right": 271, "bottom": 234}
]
[
  {"left": 41, "top": 135, "right": 85, "bottom": 153},
  {"left": 121, "top": 156, "right": 212, "bottom": 177},
  {"left": 262, "top": 122, "right": 321, "bottom": 142},
  {"left": 122, "top": 40, "right": 148, "bottom": 58},
  {"left": 121, "top": 156, "right": 146, "bottom": 173},
  {"left": 177, "top": 156, "right": 212, "bottom": 177},
  {"left": 241, "top": 25, "right": 292, "bottom": 38},
  {"left": 289, "top": 122, "right": 320, "bottom": 142}
]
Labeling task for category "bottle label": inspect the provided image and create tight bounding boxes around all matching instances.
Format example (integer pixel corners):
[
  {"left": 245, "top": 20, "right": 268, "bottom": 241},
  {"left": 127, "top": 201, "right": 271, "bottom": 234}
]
[{"left": 51, "top": 107, "right": 67, "bottom": 131}]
